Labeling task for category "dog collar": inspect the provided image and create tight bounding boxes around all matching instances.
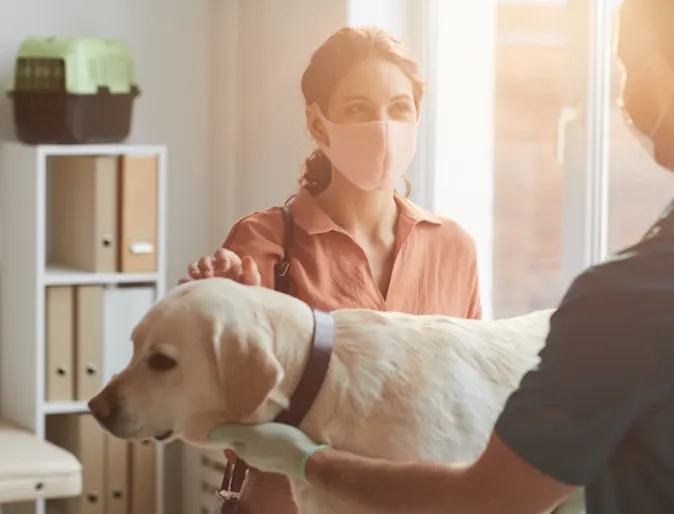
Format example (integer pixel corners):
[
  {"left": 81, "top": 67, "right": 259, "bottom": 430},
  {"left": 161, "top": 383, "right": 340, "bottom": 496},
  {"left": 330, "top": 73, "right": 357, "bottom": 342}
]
[
  {"left": 274, "top": 308, "right": 334, "bottom": 427},
  {"left": 214, "top": 308, "right": 334, "bottom": 508}
]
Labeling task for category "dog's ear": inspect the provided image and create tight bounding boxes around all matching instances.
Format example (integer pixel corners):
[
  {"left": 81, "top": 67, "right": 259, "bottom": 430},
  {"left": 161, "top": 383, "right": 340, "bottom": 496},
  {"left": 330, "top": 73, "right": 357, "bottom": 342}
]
[{"left": 213, "top": 322, "right": 287, "bottom": 421}]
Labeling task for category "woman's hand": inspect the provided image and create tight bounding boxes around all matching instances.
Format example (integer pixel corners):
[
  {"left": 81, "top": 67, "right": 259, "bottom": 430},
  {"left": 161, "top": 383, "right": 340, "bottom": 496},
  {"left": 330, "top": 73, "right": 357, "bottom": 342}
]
[{"left": 179, "top": 249, "right": 262, "bottom": 286}]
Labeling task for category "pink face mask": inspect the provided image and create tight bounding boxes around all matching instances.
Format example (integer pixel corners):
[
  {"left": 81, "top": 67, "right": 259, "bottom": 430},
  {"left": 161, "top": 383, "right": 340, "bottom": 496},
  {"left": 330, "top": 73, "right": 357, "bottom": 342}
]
[{"left": 314, "top": 106, "right": 418, "bottom": 191}]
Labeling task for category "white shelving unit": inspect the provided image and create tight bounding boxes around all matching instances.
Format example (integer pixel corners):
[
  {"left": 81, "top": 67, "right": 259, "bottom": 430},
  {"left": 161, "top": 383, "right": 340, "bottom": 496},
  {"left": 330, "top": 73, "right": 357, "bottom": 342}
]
[{"left": 0, "top": 142, "right": 167, "bottom": 514}]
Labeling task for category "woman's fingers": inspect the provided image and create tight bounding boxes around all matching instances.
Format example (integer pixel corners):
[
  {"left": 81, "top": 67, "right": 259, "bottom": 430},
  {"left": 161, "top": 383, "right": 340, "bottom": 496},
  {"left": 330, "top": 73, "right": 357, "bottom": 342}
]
[
  {"left": 198, "top": 256, "right": 215, "bottom": 278},
  {"left": 214, "top": 249, "right": 243, "bottom": 279},
  {"left": 185, "top": 249, "right": 260, "bottom": 286},
  {"left": 187, "top": 262, "right": 202, "bottom": 280},
  {"left": 240, "top": 256, "right": 262, "bottom": 286}
]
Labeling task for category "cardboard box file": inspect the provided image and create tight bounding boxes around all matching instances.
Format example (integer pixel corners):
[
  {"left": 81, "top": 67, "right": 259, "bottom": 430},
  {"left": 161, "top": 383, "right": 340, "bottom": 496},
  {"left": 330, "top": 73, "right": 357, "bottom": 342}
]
[
  {"left": 74, "top": 285, "right": 103, "bottom": 401},
  {"left": 129, "top": 440, "right": 156, "bottom": 514},
  {"left": 49, "top": 156, "right": 118, "bottom": 273},
  {"left": 47, "top": 414, "right": 105, "bottom": 514},
  {"left": 104, "top": 434, "right": 130, "bottom": 514},
  {"left": 45, "top": 286, "right": 75, "bottom": 402},
  {"left": 101, "top": 285, "right": 154, "bottom": 384},
  {"left": 117, "top": 156, "right": 158, "bottom": 273}
]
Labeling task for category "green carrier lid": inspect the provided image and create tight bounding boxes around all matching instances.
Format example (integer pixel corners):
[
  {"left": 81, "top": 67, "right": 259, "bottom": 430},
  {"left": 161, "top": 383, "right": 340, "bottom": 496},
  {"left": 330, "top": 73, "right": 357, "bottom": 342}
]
[{"left": 9, "top": 37, "right": 138, "bottom": 95}]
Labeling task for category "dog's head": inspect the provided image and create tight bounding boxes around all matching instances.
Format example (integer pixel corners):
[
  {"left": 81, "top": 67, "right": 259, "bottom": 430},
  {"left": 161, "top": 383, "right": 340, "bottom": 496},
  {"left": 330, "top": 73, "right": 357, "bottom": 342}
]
[{"left": 87, "top": 278, "right": 289, "bottom": 444}]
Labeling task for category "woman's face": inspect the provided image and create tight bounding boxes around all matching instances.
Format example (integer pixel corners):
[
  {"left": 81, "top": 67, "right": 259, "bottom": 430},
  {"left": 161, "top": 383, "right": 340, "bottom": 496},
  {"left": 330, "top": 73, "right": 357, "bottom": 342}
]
[{"left": 307, "top": 56, "right": 417, "bottom": 144}]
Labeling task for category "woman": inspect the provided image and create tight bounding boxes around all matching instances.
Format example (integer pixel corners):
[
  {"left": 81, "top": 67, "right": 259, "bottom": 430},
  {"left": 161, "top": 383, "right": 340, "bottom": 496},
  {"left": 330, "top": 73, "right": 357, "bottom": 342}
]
[{"left": 182, "top": 26, "right": 482, "bottom": 514}]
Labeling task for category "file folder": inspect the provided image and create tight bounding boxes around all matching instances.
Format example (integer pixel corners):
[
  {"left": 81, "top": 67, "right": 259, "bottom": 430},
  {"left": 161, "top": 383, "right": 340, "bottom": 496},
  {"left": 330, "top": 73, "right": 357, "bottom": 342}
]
[
  {"left": 117, "top": 156, "right": 158, "bottom": 273},
  {"left": 45, "top": 286, "right": 74, "bottom": 402},
  {"left": 49, "top": 156, "right": 118, "bottom": 273}
]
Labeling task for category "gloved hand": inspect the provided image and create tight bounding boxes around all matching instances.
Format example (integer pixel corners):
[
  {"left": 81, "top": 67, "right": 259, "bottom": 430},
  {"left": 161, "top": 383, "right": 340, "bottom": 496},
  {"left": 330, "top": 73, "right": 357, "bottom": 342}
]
[{"left": 208, "top": 422, "right": 328, "bottom": 480}]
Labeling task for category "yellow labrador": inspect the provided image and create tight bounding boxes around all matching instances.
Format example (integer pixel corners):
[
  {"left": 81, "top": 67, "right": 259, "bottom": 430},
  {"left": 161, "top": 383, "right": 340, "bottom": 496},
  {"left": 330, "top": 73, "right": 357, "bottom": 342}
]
[{"left": 89, "top": 277, "right": 585, "bottom": 514}]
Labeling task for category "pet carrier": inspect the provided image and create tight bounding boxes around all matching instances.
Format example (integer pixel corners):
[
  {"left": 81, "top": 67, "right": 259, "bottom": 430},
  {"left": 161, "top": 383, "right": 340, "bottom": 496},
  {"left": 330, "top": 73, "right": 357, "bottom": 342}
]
[{"left": 7, "top": 37, "right": 140, "bottom": 144}]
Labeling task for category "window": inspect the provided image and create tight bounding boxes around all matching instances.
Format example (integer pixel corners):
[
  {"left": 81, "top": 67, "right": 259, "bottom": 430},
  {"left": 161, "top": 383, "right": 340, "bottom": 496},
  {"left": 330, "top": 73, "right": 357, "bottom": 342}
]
[
  {"left": 424, "top": 0, "right": 581, "bottom": 319},
  {"left": 421, "top": 0, "right": 657, "bottom": 319},
  {"left": 492, "top": 1, "right": 569, "bottom": 318}
]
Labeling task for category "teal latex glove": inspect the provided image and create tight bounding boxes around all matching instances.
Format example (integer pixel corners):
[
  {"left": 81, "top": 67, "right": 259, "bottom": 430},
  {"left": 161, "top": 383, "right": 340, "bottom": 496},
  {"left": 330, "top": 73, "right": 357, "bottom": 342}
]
[{"left": 208, "top": 422, "right": 329, "bottom": 480}]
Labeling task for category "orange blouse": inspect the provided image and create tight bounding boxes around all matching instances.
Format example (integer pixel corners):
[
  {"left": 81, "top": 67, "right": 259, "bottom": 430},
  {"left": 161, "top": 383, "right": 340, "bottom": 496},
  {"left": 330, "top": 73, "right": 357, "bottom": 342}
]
[{"left": 223, "top": 187, "right": 481, "bottom": 319}]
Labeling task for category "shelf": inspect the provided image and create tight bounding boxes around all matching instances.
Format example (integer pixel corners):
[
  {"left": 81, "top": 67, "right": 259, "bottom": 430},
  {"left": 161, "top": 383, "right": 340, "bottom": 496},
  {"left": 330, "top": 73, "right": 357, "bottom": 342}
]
[
  {"left": 0, "top": 141, "right": 166, "bottom": 159},
  {"left": 42, "top": 401, "right": 90, "bottom": 415},
  {"left": 1, "top": 140, "right": 168, "bottom": 514},
  {"left": 44, "top": 266, "right": 159, "bottom": 286}
]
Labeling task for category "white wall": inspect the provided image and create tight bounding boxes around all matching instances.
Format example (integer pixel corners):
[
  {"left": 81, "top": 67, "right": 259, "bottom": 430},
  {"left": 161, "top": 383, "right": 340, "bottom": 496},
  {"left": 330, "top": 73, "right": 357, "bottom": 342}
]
[
  {"left": 216, "top": 0, "right": 348, "bottom": 226},
  {"left": 348, "top": 0, "right": 408, "bottom": 37}
]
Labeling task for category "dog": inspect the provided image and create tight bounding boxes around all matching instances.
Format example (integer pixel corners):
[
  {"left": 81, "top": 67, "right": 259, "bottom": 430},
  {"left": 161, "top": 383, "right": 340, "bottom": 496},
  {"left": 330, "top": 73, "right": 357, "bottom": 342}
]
[{"left": 88, "top": 277, "right": 585, "bottom": 514}]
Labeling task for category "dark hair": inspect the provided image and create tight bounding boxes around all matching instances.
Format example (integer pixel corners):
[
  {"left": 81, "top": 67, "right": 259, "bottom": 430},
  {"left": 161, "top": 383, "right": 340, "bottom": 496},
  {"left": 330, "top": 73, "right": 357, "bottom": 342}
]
[{"left": 299, "top": 27, "right": 425, "bottom": 196}]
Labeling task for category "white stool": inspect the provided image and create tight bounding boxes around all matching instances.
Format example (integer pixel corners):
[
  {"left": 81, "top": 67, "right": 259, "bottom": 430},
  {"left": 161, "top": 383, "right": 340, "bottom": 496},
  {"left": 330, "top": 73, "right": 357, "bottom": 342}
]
[{"left": 0, "top": 422, "right": 82, "bottom": 504}]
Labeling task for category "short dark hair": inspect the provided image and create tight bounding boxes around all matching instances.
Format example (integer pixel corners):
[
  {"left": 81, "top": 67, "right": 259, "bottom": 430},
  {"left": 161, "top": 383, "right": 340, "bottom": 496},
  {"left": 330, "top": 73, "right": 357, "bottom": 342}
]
[{"left": 299, "top": 27, "right": 424, "bottom": 196}]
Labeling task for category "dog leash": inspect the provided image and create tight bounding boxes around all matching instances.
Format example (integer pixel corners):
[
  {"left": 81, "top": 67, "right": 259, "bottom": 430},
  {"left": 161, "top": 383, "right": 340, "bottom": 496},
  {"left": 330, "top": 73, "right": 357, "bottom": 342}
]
[{"left": 216, "top": 307, "right": 335, "bottom": 512}]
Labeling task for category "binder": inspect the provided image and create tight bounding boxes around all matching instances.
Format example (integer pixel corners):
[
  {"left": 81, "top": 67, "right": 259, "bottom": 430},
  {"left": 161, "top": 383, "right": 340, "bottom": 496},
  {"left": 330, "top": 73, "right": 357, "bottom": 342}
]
[
  {"left": 104, "top": 434, "right": 130, "bottom": 514},
  {"left": 47, "top": 414, "right": 105, "bottom": 514},
  {"left": 117, "top": 156, "right": 158, "bottom": 273},
  {"left": 49, "top": 156, "right": 118, "bottom": 273},
  {"left": 101, "top": 285, "right": 155, "bottom": 384},
  {"left": 45, "top": 286, "right": 74, "bottom": 402},
  {"left": 74, "top": 285, "right": 103, "bottom": 401},
  {"left": 129, "top": 440, "right": 156, "bottom": 514}
]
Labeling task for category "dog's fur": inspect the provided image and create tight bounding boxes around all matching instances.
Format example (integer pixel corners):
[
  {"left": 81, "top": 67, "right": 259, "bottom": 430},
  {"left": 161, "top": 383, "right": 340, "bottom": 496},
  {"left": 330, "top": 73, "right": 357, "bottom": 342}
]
[{"left": 89, "top": 278, "right": 585, "bottom": 514}]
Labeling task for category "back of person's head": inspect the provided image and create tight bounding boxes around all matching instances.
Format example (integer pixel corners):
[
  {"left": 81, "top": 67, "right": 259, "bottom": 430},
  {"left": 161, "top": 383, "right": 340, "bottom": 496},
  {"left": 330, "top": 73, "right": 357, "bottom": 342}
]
[
  {"left": 617, "top": 0, "right": 674, "bottom": 169},
  {"left": 299, "top": 27, "right": 424, "bottom": 195}
]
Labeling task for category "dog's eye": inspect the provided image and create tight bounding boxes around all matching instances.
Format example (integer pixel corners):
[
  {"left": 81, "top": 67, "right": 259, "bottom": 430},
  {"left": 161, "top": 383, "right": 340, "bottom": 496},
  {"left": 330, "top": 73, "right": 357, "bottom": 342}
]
[{"left": 147, "top": 353, "right": 177, "bottom": 371}]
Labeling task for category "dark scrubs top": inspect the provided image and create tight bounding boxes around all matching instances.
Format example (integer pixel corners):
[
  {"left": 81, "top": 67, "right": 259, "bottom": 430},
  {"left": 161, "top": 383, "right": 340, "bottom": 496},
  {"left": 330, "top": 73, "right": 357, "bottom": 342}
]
[{"left": 495, "top": 200, "right": 674, "bottom": 514}]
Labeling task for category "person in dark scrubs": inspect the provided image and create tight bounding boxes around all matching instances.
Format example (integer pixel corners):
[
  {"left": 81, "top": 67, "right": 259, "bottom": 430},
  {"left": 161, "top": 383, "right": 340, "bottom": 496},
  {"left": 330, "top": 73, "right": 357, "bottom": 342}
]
[{"left": 209, "top": 1, "right": 674, "bottom": 512}]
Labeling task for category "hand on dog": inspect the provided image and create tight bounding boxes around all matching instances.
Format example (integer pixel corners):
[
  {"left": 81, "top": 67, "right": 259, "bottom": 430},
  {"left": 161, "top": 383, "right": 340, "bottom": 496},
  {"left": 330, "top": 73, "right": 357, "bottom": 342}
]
[
  {"left": 179, "top": 249, "right": 261, "bottom": 286},
  {"left": 209, "top": 423, "right": 328, "bottom": 480}
]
